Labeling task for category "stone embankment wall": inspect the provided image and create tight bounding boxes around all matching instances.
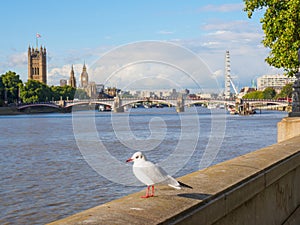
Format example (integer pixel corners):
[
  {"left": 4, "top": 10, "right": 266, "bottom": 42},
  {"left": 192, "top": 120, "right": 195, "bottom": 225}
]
[
  {"left": 278, "top": 117, "right": 300, "bottom": 142},
  {"left": 49, "top": 118, "right": 300, "bottom": 225}
]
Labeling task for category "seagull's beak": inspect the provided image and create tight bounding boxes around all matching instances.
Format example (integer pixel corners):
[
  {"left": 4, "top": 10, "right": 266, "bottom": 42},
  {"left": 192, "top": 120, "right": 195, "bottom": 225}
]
[{"left": 126, "top": 158, "right": 133, "bottom": 163}]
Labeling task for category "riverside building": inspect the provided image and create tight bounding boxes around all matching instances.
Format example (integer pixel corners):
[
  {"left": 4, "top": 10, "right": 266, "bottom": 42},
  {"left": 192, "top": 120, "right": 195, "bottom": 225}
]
[
  {"left": 257, "top": 74, "right": 296, "bottom": 92},
  {"left": 28, "top": 46, "right": 47, "bottom": 84}
]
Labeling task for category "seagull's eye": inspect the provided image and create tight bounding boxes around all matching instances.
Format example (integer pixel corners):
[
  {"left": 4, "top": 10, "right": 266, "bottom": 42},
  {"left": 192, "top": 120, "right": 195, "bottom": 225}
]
[{"left": 136, "top": 156, "right": 139, "bottom": 159}]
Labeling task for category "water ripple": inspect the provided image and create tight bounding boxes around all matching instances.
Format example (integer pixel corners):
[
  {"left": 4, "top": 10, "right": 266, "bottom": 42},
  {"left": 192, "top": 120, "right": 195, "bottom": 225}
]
[{"left": 0, "top": 109, "right": 287, "bottom": 224}]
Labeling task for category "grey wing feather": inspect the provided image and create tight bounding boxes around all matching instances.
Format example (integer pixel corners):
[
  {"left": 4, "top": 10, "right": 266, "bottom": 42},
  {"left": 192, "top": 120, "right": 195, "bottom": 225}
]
[{"left": 134, "top": 162, "right": 179, "bottom": 188}]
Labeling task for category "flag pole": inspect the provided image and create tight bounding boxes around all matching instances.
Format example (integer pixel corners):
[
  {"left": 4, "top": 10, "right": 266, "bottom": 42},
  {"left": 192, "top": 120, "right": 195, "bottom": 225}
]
[{"left": 36, "top": 33, "right": 41, "bottom": 48}]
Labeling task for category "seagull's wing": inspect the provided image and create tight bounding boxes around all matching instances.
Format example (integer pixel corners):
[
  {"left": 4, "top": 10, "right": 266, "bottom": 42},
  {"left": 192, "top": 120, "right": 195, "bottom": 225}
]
[{"left": 133, "top": 161, "right": 181, "bottom": 189}]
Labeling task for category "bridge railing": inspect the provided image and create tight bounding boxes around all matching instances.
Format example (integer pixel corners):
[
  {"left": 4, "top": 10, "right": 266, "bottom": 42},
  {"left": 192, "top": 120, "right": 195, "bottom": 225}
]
[
  {"left": 16, "top": 101, "right": 58, "bottom": 106},
  {"left": 242, "top": 98, "right": 291, "bottom": 103}
]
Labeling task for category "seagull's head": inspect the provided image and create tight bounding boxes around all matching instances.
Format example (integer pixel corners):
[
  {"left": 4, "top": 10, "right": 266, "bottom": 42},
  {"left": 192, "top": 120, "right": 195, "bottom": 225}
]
[{"left": 126, "top": 151, "right": 146, "bottom": 163}]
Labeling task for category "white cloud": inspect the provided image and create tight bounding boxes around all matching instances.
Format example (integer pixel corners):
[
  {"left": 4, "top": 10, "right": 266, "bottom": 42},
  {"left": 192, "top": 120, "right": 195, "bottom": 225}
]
[
  {"left": 0, "top": 51, "right": 28, "bottom": 81},
  {"left": 1, "top": 15, "right": 280, "bottom": 92},
  {"left": 199, "top": 3, "right": 244, "bottom": 13},
  {"left": 169, "top": 16, "right": 277, "bottom": 89},
  {"left": 8, "top": 52, "right": 27, "bottom": 67},
  {"left": 88, "top": 41, "right": 218, "bottom": 92},
  {"left": 212, "top": 69, "right": 223, "bottom": 78},
  {"left": 47, "top": 63, "right": 84, "bottom": 86},
  {"left": 205, "top": 29, "right": 263, "bottom": 46},
  {"left": 202, "top": 20, "right": 251, "bottom": 32},
  {"left": 46, "top": 45, "right": 113, "bottom": 86}
]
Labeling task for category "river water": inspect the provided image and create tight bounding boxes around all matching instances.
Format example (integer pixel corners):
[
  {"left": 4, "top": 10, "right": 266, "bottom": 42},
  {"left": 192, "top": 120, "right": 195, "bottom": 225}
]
[{"left": 0, "top": 107, "right": 287, "bottom": 224}]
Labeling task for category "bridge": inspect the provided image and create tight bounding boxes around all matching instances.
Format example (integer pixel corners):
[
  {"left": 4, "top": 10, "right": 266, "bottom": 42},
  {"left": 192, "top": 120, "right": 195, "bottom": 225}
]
[
  {"left": 15, "top": 97, "right": 290, "bottom": 113},
  {"left": 16, "top": 102, "right": 61, "bottom": 110},
  {"left": 63, "top": 96, "right": 236, "bottom": 112}
]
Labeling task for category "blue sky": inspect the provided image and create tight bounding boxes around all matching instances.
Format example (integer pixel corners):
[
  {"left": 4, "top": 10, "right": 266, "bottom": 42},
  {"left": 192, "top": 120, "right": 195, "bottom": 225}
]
[{"left": 0, "top": 0, "right": 279, "bottom": 91}]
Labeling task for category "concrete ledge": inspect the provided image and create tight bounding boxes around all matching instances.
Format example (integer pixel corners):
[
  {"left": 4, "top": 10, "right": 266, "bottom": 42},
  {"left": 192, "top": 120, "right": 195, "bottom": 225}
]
[
  {"left": 48, "top": 136, "right": 300, "bottom": 225},
  {"left": 278, "top": 117, "right": 300, "bottom": 142}
]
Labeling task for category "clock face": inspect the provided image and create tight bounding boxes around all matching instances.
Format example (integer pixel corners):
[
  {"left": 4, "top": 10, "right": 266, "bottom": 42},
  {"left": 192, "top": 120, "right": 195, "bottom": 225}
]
[{"left": 82, "top": 77, "right": 86, "bottom": 81}]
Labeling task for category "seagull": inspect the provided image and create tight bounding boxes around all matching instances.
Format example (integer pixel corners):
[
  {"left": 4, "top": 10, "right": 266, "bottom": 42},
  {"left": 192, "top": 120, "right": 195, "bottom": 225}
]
[{"left": 126, "top": 151, "right": 192, "bottom": 198}]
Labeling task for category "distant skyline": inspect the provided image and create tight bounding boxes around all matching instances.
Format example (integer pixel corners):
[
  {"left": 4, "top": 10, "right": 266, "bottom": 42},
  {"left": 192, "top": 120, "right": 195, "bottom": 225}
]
[{"left": 0, "top": 0, "right": 283, "bottom": 91}]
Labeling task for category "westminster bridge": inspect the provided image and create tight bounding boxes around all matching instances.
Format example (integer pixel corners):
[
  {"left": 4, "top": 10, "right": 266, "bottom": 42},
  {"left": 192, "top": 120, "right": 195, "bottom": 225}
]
[{"left": 16, "top": 96, "right": 290, "bottom": 113}]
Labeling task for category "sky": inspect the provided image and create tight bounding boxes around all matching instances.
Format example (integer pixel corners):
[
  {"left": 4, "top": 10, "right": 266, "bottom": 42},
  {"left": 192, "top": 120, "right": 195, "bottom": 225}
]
[{"left": 0, "top": 0, "right": 282, "bottom": 92}]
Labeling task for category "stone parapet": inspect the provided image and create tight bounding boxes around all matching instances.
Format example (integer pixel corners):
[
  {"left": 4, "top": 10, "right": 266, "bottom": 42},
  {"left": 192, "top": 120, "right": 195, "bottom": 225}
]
[
  {"left": 48, "top": 136, "right": 300, "bottom": 225},
  {"left": 278, "top": 117, "right": 300, "bottom": 142}
]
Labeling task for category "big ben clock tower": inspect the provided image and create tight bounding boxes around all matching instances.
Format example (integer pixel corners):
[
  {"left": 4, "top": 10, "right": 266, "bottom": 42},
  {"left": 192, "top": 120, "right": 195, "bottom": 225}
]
[{"left": 80, "top": 63, "right": 89, "bottom": 88}]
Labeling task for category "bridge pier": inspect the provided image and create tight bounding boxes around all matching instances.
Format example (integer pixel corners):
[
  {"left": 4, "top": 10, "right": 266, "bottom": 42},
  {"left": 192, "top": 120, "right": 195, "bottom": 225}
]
[
  {"left": 58, "top": 100, "right": 65, "bottom": 107},
  {"left": 113, "top": 107, "right": 124, "bottom": 113},
  {"left": 176, "top": 95, "right": 185, "bottom": 112},
  {"left": 113, "top": 95, "right": 124, "bottom": 113}
]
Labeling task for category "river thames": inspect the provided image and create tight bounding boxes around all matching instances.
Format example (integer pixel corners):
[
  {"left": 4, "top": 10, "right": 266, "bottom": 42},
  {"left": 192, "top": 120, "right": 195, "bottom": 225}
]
[{"left": 0, "top": 107, "right": 287, "bottom": 224}]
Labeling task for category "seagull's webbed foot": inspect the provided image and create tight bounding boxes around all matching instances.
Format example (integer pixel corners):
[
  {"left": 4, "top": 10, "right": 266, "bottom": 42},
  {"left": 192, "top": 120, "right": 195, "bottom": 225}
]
[
  {"left": 141, "top": 185, "right": 155, "bottom": 198},
  {"left": 141, "top": 195, "right": 150, "bottom": 198},
  {"left": 149, "top": 185, "right": 155, "bottom": 197}
]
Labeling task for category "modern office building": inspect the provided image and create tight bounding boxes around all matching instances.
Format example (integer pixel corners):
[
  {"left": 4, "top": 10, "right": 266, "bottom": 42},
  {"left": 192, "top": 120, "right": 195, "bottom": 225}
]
[{"left": 257, "top": 74, "right": 296, "bottom": 92}]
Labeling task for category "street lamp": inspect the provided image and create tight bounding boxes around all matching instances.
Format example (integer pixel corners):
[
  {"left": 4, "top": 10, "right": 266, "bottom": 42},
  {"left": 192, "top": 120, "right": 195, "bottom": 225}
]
[
  {"left": 4, "top": 88, "right": 7, "bottom": 105},
  {"left": 289, "top": 48, "right": 300, "bottom": 117}
]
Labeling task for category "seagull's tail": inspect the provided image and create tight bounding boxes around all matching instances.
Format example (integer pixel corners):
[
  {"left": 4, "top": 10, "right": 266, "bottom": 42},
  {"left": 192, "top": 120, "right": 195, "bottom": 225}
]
[
  {"left": 168, "top": 184, "right": 181, "bottom": 190},
  {"left": 178, "top": 181, "right": 193, "bottom": 189},
  {"left": 164, "top": 175, "right": 193, "bottom": 189}
]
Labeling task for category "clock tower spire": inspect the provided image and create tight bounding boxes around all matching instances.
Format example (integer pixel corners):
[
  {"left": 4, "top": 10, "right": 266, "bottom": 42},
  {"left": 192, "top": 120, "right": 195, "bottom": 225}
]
[{"left": 80, "top": 62, "right": 89, "bottom": 88}]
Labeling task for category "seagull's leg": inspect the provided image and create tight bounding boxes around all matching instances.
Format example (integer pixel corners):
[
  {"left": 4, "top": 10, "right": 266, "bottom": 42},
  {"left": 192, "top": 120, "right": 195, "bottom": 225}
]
[
  {"left": 150, "top": 185, "right": 155, "bottom": 197},
  {"left": 141, "top": 186, "right": 150, "bottom": 198}
]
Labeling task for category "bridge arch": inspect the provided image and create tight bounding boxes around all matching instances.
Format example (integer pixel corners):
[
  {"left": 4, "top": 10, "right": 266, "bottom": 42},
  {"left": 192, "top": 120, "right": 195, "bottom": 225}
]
[
  {"left": 120, "top": 98, "right": 177, "bottom": 108},
  {"left": 65, "top": 100, "right": 113, "bottom": 108},
  {"left": 17, "top": 103, "right": 60, "bottom": 110}
]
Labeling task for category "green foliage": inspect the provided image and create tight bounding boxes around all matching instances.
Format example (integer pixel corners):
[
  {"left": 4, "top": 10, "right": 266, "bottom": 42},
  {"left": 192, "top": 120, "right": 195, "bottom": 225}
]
[
  {"left": 263, "top": 87, "right": 276, "bottom": 99},
  {"left": 243, "top": 87, "right": 276, "bottom": 99},
  {"left": 0, "top": 70, "right": 82, "bottom": 105},
  {"left": 275, "top": 83, "right": 293, "bottom": 99},
  {"left": 20, "top": 80, "right": 52, "bottom": 103},
  {"left": 0, "top": 71, "right": 23, "bottom": 104},
  {"left": 244, "top": 0, "right": 300, "bottom": 76},
  {"left": 74, "top": 88, "right": 89, "bottom": 99},
  {"left": 0, "top": 76, "right": 4, "bottom": 106},
  {"left": 20, "top": 81, "right": 76, "bottom": 103},
  {"left": 243, "top": 90, "right": 264, "bottom": 99},
  {"left": 51, "top": 85, "right": 76, "bottom": 101}
]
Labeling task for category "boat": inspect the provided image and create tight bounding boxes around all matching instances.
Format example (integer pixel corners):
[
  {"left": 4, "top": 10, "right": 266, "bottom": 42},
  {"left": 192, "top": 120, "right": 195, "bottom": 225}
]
[
  {"left": 99, "top": 105, "right": 111, "bottom": 112},
  {"left": 207, "top": 104, "right": 217, "bottom": 109}
]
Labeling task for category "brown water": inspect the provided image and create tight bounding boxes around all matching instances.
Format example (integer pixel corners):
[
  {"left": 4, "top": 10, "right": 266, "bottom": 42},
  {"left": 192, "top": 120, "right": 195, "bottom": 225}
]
[{"left": 0, "top": 107, "right": 287, "bottom": 224}]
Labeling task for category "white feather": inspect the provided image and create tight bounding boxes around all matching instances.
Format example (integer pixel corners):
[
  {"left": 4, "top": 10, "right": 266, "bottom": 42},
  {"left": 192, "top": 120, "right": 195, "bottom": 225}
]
[{"left": 129, "top": 152, "right": 182, "bottom": 189}]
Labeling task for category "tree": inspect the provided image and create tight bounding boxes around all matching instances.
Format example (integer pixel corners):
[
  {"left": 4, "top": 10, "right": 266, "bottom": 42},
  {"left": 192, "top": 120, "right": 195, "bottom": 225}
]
[
  {"left": 1, "top": 71, "right": 23, "bottom": 104},
  {"left": 263, "top": 87, "right": 276, "bottom": 99},
  {"left": 0, "top": 76, "right": 4, "bottom": 106},
  {"left": 20, "top": 80, "right": 52, "bottom": 103},
  {"left": 276, "top": 83, "right": 293, "bottom": 99},
  {"left": 243, "top": 90, "right": 264, "bottom": 99},
  {"left": 51, "top": 85, "right": 76, "bottom": 101},
  {"left": 244, "top": 0, "right": 300, "bottom": 76},
  {"left": 74, "top": 88, "right": 89, "bottom": 99}
]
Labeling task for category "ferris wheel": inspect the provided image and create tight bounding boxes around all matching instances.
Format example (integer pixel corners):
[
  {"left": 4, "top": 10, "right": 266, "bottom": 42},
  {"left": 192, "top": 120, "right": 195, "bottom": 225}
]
[{"left": 224, "top": 50, "right": 238, "bottom": 98}]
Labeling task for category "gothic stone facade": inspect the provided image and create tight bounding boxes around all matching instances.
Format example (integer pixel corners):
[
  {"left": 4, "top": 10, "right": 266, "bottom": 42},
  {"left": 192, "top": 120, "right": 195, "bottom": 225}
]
[{"left": 28, "top": 46, "right": 47, "bottom": 84}]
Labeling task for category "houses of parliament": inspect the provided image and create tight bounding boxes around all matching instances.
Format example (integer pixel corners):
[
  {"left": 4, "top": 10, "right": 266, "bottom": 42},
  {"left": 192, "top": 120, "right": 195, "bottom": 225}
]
[{"left": 28, "top": 44, "right": 99, "bottom": 98}]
